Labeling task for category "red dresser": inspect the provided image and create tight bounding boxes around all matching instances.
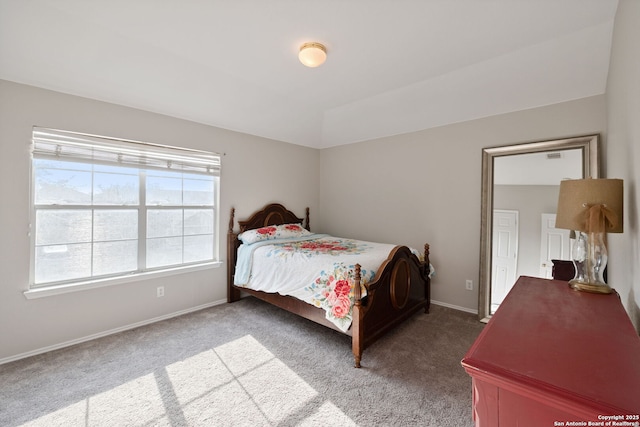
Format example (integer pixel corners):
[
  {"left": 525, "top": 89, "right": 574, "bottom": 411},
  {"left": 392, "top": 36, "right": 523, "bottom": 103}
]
[{"left": 461, "top": 276, "right": 640, "bottom": 426}]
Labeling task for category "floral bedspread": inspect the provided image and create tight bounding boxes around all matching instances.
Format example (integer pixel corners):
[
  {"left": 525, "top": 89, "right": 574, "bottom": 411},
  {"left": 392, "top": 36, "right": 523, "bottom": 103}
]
[{"left": 234, "top": 235, "right": 404, "bottom": 332}]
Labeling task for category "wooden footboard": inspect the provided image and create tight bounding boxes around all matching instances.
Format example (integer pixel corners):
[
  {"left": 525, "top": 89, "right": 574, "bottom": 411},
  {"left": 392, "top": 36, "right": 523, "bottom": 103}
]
[
  {"left": 227, "top": 203, "right": 431, "bottom": 367},
  {"left": 351, "top": 244, "right": 430, "bottom": 367}
]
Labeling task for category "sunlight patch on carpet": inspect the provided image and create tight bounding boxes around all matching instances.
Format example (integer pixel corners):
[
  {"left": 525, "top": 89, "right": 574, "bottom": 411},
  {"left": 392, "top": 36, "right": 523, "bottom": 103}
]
[
  {"left": 22, "top": 335, "right": 356, "bottom": 426},
  {"left": 297, "top": 401, "right": 358, "bottom": 426},
  {"left": 23, "top": 373, "right": 166, "bottom": 426}
]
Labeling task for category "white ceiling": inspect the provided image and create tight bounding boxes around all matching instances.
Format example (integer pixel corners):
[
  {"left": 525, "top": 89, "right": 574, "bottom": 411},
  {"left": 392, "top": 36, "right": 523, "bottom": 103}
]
[
  {"left": 494, "top": 149, "right": 584, "bottom": 186},
  {"left": 0, "top": 0, "right": 619, "bottom": 149}
]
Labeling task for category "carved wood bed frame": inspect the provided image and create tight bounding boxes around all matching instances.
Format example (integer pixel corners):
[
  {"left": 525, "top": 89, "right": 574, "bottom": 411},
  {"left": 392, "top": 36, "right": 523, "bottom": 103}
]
[{"left": 227, "top": 203, "right": 431, "bottom": 367}]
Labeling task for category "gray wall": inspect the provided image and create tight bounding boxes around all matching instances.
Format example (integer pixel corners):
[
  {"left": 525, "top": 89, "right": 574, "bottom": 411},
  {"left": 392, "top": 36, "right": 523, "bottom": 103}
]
[
  {"left": 0, "top": 80, "right": 320, "bottom": 362},
  {"left": 318, "top": 96, "right": 606, "bottom": 312},
  {"left": 606, "top": 0, "right": 640, "bottom": 330},
  {"left": 494, "top": 185, "right": 560, "bottom": 278}
]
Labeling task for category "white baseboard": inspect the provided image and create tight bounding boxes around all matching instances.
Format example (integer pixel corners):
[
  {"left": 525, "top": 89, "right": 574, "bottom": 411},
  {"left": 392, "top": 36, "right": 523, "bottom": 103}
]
[
  {"left": 3, "top": 298, "right": 477, "bottom": 365},
  {"left": 431, "top": 299, "right": 478, "bottom": 315},
  {"left": 0, "top": 299, "right": 227, "bottom": 366}
]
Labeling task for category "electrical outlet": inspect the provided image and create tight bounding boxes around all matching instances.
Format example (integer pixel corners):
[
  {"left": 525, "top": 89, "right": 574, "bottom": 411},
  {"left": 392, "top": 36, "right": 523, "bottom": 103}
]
[
  {"left": 157, "top": 286, "right": 165, "bottom": 298},
  {"left": 465, "top": 280, "right": 473, "bottom": 291}
]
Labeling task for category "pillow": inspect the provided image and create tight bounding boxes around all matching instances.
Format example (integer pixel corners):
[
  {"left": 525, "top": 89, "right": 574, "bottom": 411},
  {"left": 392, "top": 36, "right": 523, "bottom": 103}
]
[{"left": 239, "top": 223, "right": 311, "bottom": 244}]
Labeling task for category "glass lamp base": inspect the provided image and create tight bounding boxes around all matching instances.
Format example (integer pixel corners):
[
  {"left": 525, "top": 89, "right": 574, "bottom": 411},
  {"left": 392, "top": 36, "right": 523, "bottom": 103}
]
[
  {"left": 570, "top": 231, "right": 612, "bottom": 294},
  {"left": 568, "top": 279, "right": 613, "bottom": 294}
]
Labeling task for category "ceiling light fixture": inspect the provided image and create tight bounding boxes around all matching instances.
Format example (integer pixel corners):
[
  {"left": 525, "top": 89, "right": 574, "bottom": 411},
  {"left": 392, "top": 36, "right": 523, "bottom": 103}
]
[{"left": 298, "top": 42, "right": 327, "bottom": 67}]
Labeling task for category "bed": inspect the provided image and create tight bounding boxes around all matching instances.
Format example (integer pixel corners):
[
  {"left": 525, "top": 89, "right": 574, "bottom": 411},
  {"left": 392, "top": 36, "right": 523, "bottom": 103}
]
[{"left": 226, "top": 203, "right": 432, "bottom": 367}]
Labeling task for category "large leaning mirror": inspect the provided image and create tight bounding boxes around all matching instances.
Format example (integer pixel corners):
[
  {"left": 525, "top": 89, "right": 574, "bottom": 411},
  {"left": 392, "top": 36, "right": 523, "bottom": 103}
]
[{"left": 479, "top": 135, "right": 600, "bottom": 322}]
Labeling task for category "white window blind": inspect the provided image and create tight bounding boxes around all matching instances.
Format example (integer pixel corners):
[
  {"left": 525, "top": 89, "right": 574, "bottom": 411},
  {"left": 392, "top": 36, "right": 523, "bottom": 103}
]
[
  {"left": 29, "top": 127, "right": 221, "bottom": 290},
  {"left": 32, "top": 127, "right": 221, "bottom": 176}
]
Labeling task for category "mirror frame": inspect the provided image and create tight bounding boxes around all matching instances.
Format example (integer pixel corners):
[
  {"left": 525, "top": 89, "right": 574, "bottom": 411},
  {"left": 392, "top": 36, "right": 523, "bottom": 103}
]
[{"left": 478, "top": 134, "right": 600, "bottom": 322}]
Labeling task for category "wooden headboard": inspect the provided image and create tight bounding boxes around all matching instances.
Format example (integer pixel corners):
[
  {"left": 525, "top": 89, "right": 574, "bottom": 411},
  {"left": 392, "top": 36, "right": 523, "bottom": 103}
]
[
  {"left": 226, "top": 203, "right": 310, "bottom": 302},
  {"left": 232, "top": 203, "right": 309, "bottom": 234}
]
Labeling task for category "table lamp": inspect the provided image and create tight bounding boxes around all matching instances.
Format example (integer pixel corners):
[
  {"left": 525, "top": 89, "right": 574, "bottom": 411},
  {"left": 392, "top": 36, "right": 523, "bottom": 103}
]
[{"left": 555, "top": 178, "right": 623, "bottom": 294}]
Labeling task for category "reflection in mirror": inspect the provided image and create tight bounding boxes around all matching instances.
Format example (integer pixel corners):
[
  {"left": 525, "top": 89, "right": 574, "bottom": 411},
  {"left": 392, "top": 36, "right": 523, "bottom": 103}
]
[
  {"left": 491, "top": 150, "right": 582, "bottom": 314},
  {"left": 479, "top": 135, "right": 599, "bottom": 322}
]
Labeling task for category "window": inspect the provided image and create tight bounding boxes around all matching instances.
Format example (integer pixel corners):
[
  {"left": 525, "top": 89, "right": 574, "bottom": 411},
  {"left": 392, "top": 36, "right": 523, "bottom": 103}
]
[{"left": 29, "top": 127, "right": 221, "bottom": 290}]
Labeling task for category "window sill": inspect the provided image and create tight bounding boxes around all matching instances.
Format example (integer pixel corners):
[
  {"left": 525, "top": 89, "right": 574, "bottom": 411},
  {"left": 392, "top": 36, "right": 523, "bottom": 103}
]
[{"left": 23, "top": 261, "right": 222, "bottom": 299}]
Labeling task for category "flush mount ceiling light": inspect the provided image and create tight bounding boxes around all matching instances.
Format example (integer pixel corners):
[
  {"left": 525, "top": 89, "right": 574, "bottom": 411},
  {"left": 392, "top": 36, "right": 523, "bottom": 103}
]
[{"left": 298, "top": 42, "right": 327, "bottom": 67}]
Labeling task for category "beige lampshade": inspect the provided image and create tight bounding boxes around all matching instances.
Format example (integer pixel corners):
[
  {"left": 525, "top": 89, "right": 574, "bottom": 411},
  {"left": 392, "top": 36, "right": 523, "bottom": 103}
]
[{"left": 556, "top": 178, "right": 623, "bottom": 233}]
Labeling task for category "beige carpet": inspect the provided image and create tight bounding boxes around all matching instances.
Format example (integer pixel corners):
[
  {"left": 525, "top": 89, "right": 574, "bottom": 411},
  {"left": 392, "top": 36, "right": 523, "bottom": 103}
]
[{"left": 0, "top": 298, "right": 484, "bottom": 426}]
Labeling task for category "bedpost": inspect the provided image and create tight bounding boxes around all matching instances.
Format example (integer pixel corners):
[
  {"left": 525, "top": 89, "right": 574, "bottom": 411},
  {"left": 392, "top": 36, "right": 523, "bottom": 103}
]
[
  {"left": 353, "top": 263, "right": 362, "bottom": 302},
  {"left": 352, "top": 263, "right": 363, "bottom": 368},
  {"left": 424, "top": 243, "right": 430, "bottom": 266},
  {"left": 227, "top": 207, "right": 241, "bottom": 303},
  {"left": 229, "top": 207, "right": 235, "bottom": 233},
  {"left": 424, "top": 243, "right": 431, "bottom": 313},
  {"left": 305, "top": 207, "right": 310, "bottom": 231}
]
